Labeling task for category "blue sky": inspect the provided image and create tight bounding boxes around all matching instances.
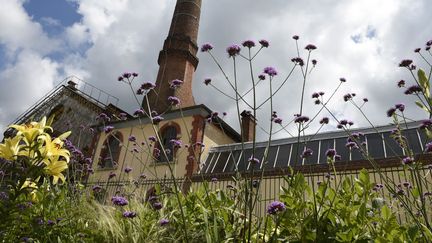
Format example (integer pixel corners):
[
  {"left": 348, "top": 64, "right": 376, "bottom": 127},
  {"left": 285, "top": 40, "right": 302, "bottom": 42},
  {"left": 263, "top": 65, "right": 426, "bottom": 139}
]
[
  {"left": 1, "top": 0, "right": 432, "bottom": 141},
  {"left": 24, "top": 0, "right": 81, "bottom": 27}
]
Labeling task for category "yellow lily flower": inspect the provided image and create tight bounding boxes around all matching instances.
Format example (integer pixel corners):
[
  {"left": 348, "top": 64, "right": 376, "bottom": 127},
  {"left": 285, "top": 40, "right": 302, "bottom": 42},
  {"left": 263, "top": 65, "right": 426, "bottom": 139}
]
[
  {"left": 0, "top": 135, "right": 23, "bottom": 160},
  {"left": 21, "top": 179, "right": 39, "bottom": 202},
  {"left": 39, "top": 131, "right": 71, "bottom": 164},
  {"left": 9, "top": 117, "right": 52, "bottom": 145},
  {"left": 44, "top": 158, "right": 68, "bottom": 184}
]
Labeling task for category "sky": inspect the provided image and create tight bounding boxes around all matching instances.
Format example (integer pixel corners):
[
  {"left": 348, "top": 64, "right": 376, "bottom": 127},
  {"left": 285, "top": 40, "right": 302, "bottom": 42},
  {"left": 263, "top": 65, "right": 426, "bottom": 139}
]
[{"left": 0, "top": 0, "right": 431, "bottom": 141}]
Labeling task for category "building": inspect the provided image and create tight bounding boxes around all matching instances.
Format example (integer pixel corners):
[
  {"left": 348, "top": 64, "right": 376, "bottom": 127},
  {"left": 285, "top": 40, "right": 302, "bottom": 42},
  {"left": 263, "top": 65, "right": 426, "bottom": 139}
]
[{"left": 3, "top": 76, "right": 129, "bottom": 158}]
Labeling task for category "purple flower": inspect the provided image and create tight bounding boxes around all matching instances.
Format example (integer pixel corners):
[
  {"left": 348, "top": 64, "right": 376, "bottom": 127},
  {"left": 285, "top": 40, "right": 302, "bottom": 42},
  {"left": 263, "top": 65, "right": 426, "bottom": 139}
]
[
  {"left": 132, "top": 72, "right": 138, "bottom": 77},
  {"left": 387, "top": 107, "right": 396, "bottom": 117},
  {"left": 92, "top": 185, "right": 103, "bottom": 193},
  {"left": 397, "top": 80, "right": 405, "bottom": 88},
  {"left": 339, "top": 77, "right": 346, "bottom": 82},
  {"left": 159, "top": 218, "right": 169, "bottom": 226},
  {"left": 152, "top": 116, "right": 164, "bottom": 124},
  {"left": 201, "top": 43, "right": 214, "bottom": 52},
  {"left": 301, "top": 148, "right": 313, "bottom": 158},
  {"left": 128, "top": 135, "right": 136, "bottom": 142},
  {"left": 222, "top": 112, "right": 227, "bottom": 116},
  {"left": 141, "top": 82, "right": 156, "bottom": 90},
  {"left": 258, "top": 74, "right": 266, "bottom": 80},
  {"left": 124, "top": 167, "right": 132, "bottom": 173},
  {"left": 402, "top": 181, "right": 411, "bottom": 187},
  {"left": 402, "top": 157, "right": 414, "bottom": 165},
  {"left": 153, "top": 148, "right": 161, "bottom": 157},
  {"left": 326, "top": 149, "right": 336, "bottom": 158},
  {"left": 122, "top": 72, "right": 132, "bottom": 79},
  {"left": 267, "top": 201, "right": 286, "bottom": 215},
  {"left": 137, "top": 88, "right": 144, "bottom": 95},
  {"left": 399, "top": 59, "right": 413, "bottom": 67},
  {"left": 170, "top": 139, "right": 182, "bottom": 149},
  {"left": 363, "top": 98, "right": 369, "bottom": 102},
  {"left": 295, "top": 116, "right": 309, "bottom": 123},
  {"left": 149, "top": 136, "right": 157, "bottom": 142},
  {"left": 292, "top": 35, "right": 299, "bottom": 40},
  {"left": 133, "top": 109, "right": 145, "bottom": 116},
  {"left": 345, "top": 141, "right": 358, "bottom": 149},
  {"left": 312, "top": 92, "right": 320, "bottom": 98},
  {"left": 427, "top": 40, "right": 432, "bottom": 46},
  {"left": 427, "top": 46, "right": 431, "bottom": 51},
  {"left": 104, "top": 126, "right": 114, "bottom": 133},
  {"left": 425, "top": 142, "right": 432, "bottom": 153},
  {"left": 108, "top": 172, "right": 116, "bottom": 179},
  {"left": 226, "top": 44, "right": 241, "bottom": 57},
  {"left": 404, "top": 85, "right": 422, "bottom": 95},
  {"left": 153, "top": 202, "right": 163, "bottom": 210},
  {"left": 395, "top": 103, "right": 405, "bottom": 112},
  {"left": 47, "top": 220, "right": 55, "bottom": 226},
  {"left": 343, "top": 93, "right": 353, "bottom": 102},
  {"left": 414, "top": 48, "right": 421, "bottom": 53},
  {"left": 320, "top": 117, "right": 329, "bottom": 124},
  {"left": 168, "top": 96, "right": 181, "bottom": 106},
  {"left": 204, "top": 78, "right": 211, "bottom": 85},
  {"left": 273, "top": 117, "right": 283, "bottom": 124},
  {"left": 312, "top": 59, "right": 317, "bottom": 65},
  {"left": 211, "top": 177, "right": 218, "bottom": 183},
  {"left": 252, "top": 180, "right": 260, "bottom": 188},
  {"left": 291, "top": 57, "right": 304, "bottom": 66},
  {"left": 118, "top": 76, "right": 124, "bottom": 82},
  {"left": 339, "top": 119, "right": 348, "bottom": 125},
  {"left": 259, "top": 39, "right": 270, "bottom": 48},
  {"left": 248, "top": 157, "right": 260, "bottom": 164},
  {"left": 0, "top": 191, "right": 9, "bottom": 201},
  {"left": 111, "top": 196, "right": 128, "bottom": 206},
  {"left": 242, "top": 40, "right": 255, "bottom": 48},
  {"left": 119, "top": 113, "right": 128, "bottom": 120},
  {"left": 305, "top": 44, "right": 317, "bottom": 50},
  {"left": 170, "top": 79, "right": 183, "bottom": 89},
  {"left": 123, "top": 211, "right": 137, "bottom": 218},
  {"left": 97, "top": 113, "right": 110, "bottom": 122}
]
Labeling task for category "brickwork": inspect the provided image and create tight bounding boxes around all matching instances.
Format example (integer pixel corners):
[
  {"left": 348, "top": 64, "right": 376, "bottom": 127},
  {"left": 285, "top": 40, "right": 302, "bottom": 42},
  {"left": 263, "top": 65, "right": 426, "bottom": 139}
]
[{"left": 143, "top": 0, "right": 202, "bottom": 114}]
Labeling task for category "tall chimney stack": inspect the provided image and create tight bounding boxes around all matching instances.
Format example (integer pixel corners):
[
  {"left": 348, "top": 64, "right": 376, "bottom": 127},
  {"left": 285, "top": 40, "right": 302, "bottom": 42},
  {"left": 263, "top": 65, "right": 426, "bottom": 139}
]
[{"left": 143, "top": 0, "right": 202, "bottom": 114}]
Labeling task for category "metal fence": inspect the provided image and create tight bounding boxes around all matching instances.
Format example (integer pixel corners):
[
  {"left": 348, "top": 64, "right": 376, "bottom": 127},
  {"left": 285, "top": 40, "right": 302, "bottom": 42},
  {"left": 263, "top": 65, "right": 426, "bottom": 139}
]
[{"left": 87, "top": 165, "right": 432, "bottom": 221}]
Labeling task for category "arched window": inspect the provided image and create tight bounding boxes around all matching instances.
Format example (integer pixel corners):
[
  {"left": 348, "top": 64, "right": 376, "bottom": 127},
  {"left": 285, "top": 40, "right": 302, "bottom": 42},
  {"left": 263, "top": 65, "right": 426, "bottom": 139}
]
[
  {"left": 99, "top": 132, "right": 122, "bottom": 168},
  {"left": 157, "top": 124, "right": 180, "bottom": 162}
]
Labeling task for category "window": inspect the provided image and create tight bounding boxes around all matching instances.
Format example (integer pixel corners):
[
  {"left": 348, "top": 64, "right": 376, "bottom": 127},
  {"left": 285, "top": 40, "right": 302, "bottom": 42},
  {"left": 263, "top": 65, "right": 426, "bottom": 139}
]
[
  {"left": 99, "top": 132, "right": 122, "bottom": 168},
  {"left": 157, "top": 125, "right": 179, "bottom": 162}
]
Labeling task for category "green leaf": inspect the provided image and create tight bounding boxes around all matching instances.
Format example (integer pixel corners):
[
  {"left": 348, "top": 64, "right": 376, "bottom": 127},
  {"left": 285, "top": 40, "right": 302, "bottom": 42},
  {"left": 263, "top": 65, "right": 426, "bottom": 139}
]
[
  {"left": 381, "top": 205, "right": 391, "bottom": 220},
  {"left": 407, "top": 225, "right": 419, "bottom": 241},
  {"left": 415, "top": 101, "right": 429, "bottom": 112},
  {"left": 411, "top": 187, "right": 420, "bottom": 198},
  {"left": 358, "top": 169, "right": 370, "bottom": 186},
  {"left": 421, "top": 223, "right": 432, "bottom": 240},
  {"left": 418, "top": 69, "right": 430, "bottom": 98}
]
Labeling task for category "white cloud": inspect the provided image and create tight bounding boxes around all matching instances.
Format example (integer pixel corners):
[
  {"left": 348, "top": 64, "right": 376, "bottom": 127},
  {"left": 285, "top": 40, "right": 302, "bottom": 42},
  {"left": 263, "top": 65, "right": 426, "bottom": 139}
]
[
  {"left": 0, "top": 50, "right": 59, "bottom": 131},
  {"left": 0, "top": 0, "right": 60, "bottom": 56}
]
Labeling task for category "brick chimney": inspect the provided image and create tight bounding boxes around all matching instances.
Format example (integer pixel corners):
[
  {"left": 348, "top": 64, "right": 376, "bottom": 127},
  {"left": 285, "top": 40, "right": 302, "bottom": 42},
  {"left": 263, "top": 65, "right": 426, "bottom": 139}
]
[
  {"left": 241, "top": 110, "right": 256, "bottom": 142},
  {"left": 143, "top": 0, "right": 202, "bottom": 114}
]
